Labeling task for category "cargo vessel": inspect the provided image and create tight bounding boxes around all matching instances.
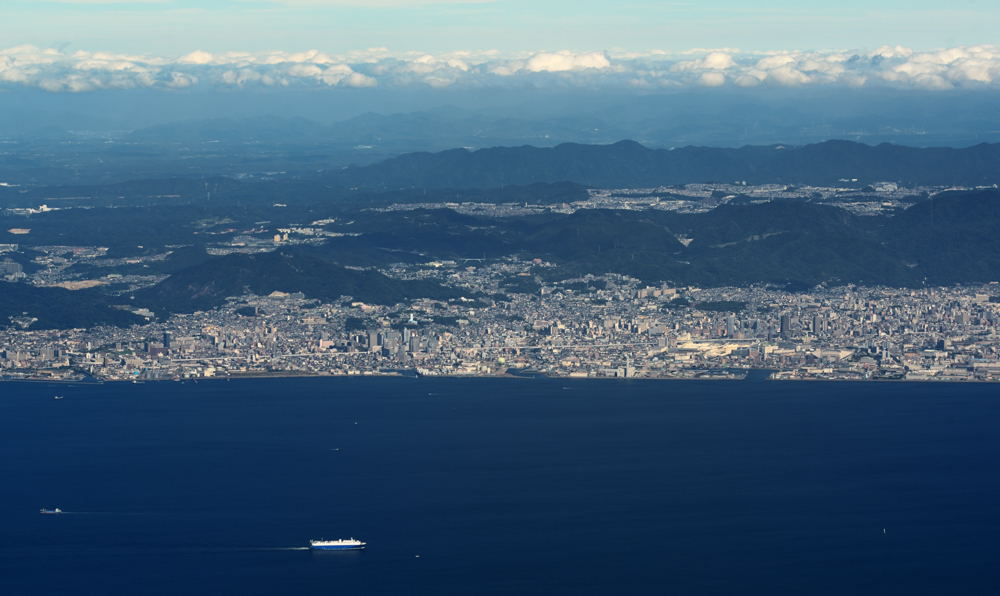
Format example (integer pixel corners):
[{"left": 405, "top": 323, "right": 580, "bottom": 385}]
[{"left": 309, "top": 538, "right": 366, "bottom": 550}]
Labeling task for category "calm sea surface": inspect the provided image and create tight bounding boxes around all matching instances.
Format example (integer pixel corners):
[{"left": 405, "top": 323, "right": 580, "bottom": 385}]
[{"left": 2, "top": 377, "right": 999, "bottom": 595}]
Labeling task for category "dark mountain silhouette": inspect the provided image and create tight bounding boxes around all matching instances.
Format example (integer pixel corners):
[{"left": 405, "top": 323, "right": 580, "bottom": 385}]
[
  {"left": 134, "top": 249, "right": 465, "bottom": 314},
  {"left": 886, "top": 189, "right": 1000, "bottom": 283},
  {"left": 310, "top": 190, "right": 1000, "bottom": 288},
  {"left": 497, "top": 202, "right": 916, "bottom": 286},
  {"left": 327, "top": 140, "right": 1000, "bottom": 189},
  {"left": 0, "top": 283, "right": 143, "bottom": 330}
]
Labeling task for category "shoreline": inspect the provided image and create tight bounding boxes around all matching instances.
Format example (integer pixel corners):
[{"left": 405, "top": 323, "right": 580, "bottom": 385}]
[{"left": 3, "top": 370, "right": 997, "bottom": 385}]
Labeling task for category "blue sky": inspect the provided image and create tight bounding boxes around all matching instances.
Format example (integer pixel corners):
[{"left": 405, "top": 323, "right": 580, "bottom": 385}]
[{"left": 2, "top": 0, "right": 998, "bottom": 55}]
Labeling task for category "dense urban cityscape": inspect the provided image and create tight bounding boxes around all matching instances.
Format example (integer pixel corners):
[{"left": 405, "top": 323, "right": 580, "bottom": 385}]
[{"left": 3, "top": 236, "right": 999, "bottom": 383}]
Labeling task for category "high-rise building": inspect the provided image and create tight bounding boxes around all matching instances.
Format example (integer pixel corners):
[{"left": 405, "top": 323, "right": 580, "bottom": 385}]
[
  {"left": 367, "top": 330, "right": 381, "bottom": 352},
  {"left": 780, "top": 314, "right": 792, "bottom": 339}
]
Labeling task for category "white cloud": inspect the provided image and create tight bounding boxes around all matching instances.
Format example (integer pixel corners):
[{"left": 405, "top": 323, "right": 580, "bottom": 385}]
[
  {"left": 756, "top": 54, "right": 797, "bottom": 70},
  {"left": 177, "top": 50, "right": 215, "bottom": 65},
  {"left": 698, "top": 72, "right": 726, "bottom": 87},
  {"left": 523, "top": 51, "right": 611, "bottom": 73},
  {"left": 701, "top": 52, "right": 736, "bottom": 70},
  {"left": 766, "top": 66, "right": 811, "bottom": 86},
  {"left": 3, "top": 44, "right": 1000, "bottom": 92}
]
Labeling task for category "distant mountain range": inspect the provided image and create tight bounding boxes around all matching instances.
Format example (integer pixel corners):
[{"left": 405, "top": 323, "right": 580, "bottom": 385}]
[
  {"left": 5, "top": 86, "right": 1000, "bottom": 186},
  {"left": 328, "top": 140, "right": 1000, "bottom": 189},
  {"left": 5, "top": 138, "right": 999, "bottom": 206},
  {"left": 10, "top": 88, "right": 1000, "bottom": 149},
  {"left": 121, "top": 118, "right": 1000, "bottom": 190},
  {"left": 125, "top": 109, "right": 616, "bottom": 151}
]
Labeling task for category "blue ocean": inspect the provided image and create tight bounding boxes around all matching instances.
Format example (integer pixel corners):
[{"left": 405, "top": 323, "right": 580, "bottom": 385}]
[{"left": 2, "top": 377, "right": 999, "bottom": 595}]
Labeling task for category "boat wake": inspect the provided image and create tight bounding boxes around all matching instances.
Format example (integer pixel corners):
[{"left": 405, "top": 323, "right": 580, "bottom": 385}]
[
  {"left": 165, "top": 546, "right": 313, "bottom": 554},
  {"left": 56, "top": 511, "right": 150, "bottom": 516}
]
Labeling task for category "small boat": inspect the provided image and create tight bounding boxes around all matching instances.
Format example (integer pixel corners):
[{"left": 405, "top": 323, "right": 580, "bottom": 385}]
[
  {"left": 53, "top": 396, "right": 64, "bottom": 400},
  {"left": 309, "top": 538, "right": 366, "bottom": 551},
  {"left": 40, "top": 507, "right": 63, "bottom": 514}
]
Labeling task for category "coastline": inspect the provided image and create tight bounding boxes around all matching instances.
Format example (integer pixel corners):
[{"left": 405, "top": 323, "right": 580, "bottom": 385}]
[{"left": 4, "top": 369, "right": 998, "bottom": 385}]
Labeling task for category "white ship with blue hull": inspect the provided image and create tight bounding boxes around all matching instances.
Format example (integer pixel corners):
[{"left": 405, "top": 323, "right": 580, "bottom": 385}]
[{"left": 310, "top": 538, "right": 366, "bottom": 551}]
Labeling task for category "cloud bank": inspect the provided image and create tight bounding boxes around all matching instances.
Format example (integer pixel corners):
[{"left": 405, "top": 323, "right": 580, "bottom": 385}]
[{"left": 2, "top": 44, "right": 1000, "bottom": 92}]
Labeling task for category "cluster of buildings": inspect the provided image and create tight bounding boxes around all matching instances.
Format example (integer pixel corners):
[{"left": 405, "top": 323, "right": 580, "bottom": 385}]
[
  {"left": 376, "top": 182, "right": 952, "bottom": 218},
  {"left": 3, "top": 256, "right": 1000, "bottom": 383},
  {"left": 0, "top": 258, "right": 24, "bottom": 282},
  {"left": 0, "top": 243, "right": 25, "bottom": 281}
]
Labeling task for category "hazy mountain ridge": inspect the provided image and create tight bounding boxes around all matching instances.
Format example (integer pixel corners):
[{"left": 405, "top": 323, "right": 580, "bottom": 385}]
[
  {"left": 330, "top": 140, "right": 1000, "bottom": 188},
  {"left": 6, "top": 88, "right": 1000, "bottom": 186}
]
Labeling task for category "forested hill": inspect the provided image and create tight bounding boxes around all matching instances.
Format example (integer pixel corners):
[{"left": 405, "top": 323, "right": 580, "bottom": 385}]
[
  {"left": 327, "top": 140, "right": 1000, "bottom": 189},
  {"left": 134, "top": 250, "right": 465, "bottom": 315}
]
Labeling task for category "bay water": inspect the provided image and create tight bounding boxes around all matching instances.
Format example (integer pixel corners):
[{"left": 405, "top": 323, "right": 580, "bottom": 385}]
[{"left": 2, "top": 377, "right": 999, "bottom": 595}]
